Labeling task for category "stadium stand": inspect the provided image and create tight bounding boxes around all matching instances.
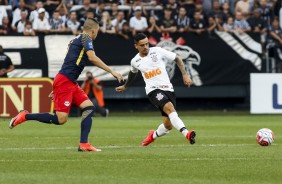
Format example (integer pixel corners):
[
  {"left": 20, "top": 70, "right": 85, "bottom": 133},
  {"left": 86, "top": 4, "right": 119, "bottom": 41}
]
[{"left": 0, "top": 0, "right": 282, "bottom": 72}]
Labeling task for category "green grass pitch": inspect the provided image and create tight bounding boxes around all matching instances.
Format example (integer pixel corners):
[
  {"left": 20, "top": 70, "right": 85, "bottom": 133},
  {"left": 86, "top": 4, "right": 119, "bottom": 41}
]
[{"left": 0, "top": 111, "right": 281, "bottom": 184}]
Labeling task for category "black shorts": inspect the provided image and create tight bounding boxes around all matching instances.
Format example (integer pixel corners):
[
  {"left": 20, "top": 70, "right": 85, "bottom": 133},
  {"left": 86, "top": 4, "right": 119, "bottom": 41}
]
[{"left": 148, "top": 89, "right": 176, "bottom": 117}]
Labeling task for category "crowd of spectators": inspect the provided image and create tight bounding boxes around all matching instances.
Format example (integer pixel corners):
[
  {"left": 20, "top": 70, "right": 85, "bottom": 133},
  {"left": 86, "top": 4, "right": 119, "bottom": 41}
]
[
  {"left": 0, "top": 0, "right": 281, "bottom": 37},
  {"left": 1, "top": 0, "right": 282, "bottom": 68}
]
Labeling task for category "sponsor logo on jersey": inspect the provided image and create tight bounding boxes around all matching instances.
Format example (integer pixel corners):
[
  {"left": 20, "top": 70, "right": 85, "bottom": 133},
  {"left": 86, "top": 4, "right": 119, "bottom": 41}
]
[
  {"left": 156, "top": 93, "right": 164, "bottom": 101},
  {"left": 151, "top": 85, "right": 170, "bottom": 89},
  {"left": 64, "top": 101, "right": 70, "bottom": 106},
  {"left": 144, "top": 68, "right": 161, "bottom": 79},
  {"left": 88, "top": 42, "right": 93, "bottom": 49}
]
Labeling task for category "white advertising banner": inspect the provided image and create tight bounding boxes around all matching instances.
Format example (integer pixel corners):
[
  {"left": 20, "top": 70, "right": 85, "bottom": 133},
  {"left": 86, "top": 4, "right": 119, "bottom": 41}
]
[{"left": 251, "top": 74, "right": 282, "bottom": 114}]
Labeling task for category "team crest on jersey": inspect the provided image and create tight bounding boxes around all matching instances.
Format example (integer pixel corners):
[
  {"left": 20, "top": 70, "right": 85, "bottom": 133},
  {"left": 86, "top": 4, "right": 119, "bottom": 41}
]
[
  {"left": 151, "top": 54, "right": 158, "bottom": 62},
  {"left": 64, "top": 101, "right": 70, "bottom": 106},
  {"left": 156, "top": 93, "right": 164, "bottom": 101}
]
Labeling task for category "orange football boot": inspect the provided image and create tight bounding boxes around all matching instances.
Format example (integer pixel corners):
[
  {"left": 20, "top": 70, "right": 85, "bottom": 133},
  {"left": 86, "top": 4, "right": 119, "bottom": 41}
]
[
  {"left": 186, "top": 130, "right": 196, "bottom": 144},
  {"left": 78, "top": 143, "right": 101, "bottom": 152},
  {"left": 141, "top": 130, "right": 155, "bottom": 146},
  {"left": 9, "top": 110, "right": 29, "bottom": 129}
]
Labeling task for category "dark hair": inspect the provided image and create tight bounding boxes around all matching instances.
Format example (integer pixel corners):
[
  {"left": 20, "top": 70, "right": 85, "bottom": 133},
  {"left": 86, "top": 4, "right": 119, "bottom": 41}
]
[
  {"left": 194, "top": 10, "right": 201, "bottom": 15},
  {"left": 227, "top": 16, "right": 233, "bottom": 20},
  {"left": 164, "top": 7, "right": 172, "bottom": 11},
  {"left": 25, "top": 21, "right": 32, "bottom": 25},
  {"left": 133, "top": 33, "right": 147, "bottom": 43},
  {"left": 98, "top": 1, "right": 105, "bottom": 5},
  {"left": 122, "top": 22, "right": 129, "bottom": 26},
  {"left": 272, "top": 16, "right": 279, "bottom": 22},
  {"left": 0, "top": 45, "right": 3, "bottom": 53}
]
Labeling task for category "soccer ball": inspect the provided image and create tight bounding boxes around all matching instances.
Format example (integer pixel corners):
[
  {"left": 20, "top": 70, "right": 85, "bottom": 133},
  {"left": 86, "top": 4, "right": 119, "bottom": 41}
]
[{"left": 256, "top": 128, "right": 274, "bottom": 146}]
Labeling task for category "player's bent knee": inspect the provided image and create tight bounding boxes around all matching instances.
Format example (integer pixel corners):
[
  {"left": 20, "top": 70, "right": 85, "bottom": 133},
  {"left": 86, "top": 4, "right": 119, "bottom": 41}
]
[
  {"left": 89, "top": 105, "right": 96, "bottom": 112},
  {"left": 58, "top": 117, "right": 67, "bottom": 124},
  {"left": 163, "top": 102, "right": 175, "bottom": 115},
  {"left": 56, "top": 115, "right": 68, "bottom": 124},
  {"left": 55, "top": 112, "right": 69, "bottom": 125},
  {"left": 80, "top": 100, "right": 94, "bottom": 110},
  {"left": 81, "top": 106, "right": 96, "bottom": 117}
]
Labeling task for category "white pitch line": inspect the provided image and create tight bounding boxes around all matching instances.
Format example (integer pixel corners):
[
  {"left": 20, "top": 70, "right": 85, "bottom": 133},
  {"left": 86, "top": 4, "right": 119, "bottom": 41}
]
[
  {"left": 0, "top": 135, "right": 262, "bottom": 140},
  {"left": 31, "top": 136, "right": 146, "bottom": 139},
  {"left": 98, "top": 144, "right": 267, "bottom": 148},
  {"left": 0, "top": 144, "right": 277, "bottom": 151},
  {"left": 0, "top": 157, "right": 281, "bottom": 162}
]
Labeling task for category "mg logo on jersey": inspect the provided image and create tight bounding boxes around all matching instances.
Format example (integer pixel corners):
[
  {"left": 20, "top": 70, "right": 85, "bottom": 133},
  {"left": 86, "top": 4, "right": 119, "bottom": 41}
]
[
  {"left": 144, "top": 68, "right": 162, "bottom": 79},
  {"left": 0, "top": 78, "right": 53, "bottom": 118}
]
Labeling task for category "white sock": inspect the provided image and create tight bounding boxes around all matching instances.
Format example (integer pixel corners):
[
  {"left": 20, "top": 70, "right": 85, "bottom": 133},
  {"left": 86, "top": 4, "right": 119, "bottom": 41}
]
[
  {"left": 168, "top": 112, "right": 189, "bottom": 137},
  {"left": 153, "top": 123, "right": 169, "bottom": 139}
]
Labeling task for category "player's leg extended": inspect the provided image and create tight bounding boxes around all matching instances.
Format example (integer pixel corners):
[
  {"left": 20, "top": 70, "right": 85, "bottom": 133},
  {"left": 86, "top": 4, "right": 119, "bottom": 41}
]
[
  {"left": 9, "top": 110, "right": 66, "bottom": 129},
  {"left": 78, "top": 99, "right": 101, "bottom": 152},
  {"left": 10, "top": 75, "right": 72, "bottom": 129},
  {"left": 142, "top": 117, "right": 172, "bottom": 146},
  {"left": 163, "top": 102, "right": 196, "bottom": 144}
]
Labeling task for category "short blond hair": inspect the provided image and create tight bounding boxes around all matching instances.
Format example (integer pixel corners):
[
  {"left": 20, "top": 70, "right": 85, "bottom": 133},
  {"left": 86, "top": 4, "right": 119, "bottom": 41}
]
[{"left": 83, "top": 18, "right": 99, "bottom": 30}]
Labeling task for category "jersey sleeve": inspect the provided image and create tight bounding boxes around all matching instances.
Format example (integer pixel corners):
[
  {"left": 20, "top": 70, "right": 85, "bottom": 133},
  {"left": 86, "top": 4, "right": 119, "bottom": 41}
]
[
  {"left": 130, "top": 60, "right": 138, "bottom": 73},
  {"left": 156, "top": 47, "right": 176, "bottom": 61},
  {"left": 81, "top": 33, "right": 94, "bottom": 52}
]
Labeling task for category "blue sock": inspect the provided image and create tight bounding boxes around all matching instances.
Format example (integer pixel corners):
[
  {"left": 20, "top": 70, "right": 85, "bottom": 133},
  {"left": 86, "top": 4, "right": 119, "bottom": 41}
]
[
  {"left": 80, "top": 106, "right": 96, "bottom": 143},
  {"left": 26, "top": 113, "right": 60, "bottom": 125}
]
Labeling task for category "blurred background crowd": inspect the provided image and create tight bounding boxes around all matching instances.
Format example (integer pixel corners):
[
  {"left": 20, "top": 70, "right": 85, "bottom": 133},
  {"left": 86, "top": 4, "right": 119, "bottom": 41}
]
[
  {"left": 1, "top": 0, "right": 282, "bottom": 71},
  {"left": 0, "top": 0, "right": 281, "bottom": 37}
]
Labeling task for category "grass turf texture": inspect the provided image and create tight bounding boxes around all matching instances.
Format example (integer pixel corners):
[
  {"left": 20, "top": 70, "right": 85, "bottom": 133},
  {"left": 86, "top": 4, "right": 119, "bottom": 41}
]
[{"left": 0, "top": 111, "right": 281, "bottom": 184}]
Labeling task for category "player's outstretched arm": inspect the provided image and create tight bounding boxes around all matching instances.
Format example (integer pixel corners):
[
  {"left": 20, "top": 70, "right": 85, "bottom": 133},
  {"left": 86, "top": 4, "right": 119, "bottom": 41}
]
[
  {"left": 175, "top": 55, "right": 193, "bottom": 87},
  {"left": 115, "top": 71, "right": 138, "bottom": 92},
  {"left": 86, "top": 50, "right": 123, "bottom": 82}
]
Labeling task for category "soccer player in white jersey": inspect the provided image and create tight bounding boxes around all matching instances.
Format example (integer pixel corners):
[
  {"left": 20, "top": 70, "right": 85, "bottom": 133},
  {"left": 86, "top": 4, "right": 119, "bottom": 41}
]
[{"left": 116, "top": 33, "right": 196, "bottom": 146}]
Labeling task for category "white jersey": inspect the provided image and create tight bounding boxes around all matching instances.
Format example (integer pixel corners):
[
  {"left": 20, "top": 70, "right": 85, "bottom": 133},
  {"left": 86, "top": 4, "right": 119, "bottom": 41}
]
[{"left": 130, "top": 47, "right": 176, "bottom": 94}]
